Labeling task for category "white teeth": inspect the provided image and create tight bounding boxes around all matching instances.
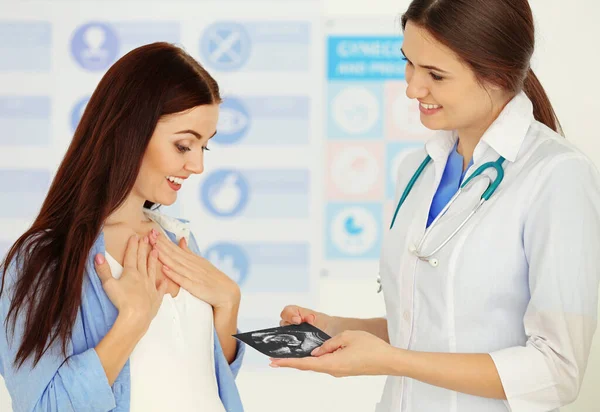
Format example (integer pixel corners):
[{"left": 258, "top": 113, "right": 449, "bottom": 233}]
[
  {"left": 420, "top": 102, "right": 442, "bottom": 110},
  {"left": 166, "top": 176, "right": 184, "bottom": 185}
]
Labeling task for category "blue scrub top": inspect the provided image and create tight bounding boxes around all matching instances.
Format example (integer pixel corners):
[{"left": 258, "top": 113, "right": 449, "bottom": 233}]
[{"left": 427, "top": 141, "right": 473, "bottom": 228}]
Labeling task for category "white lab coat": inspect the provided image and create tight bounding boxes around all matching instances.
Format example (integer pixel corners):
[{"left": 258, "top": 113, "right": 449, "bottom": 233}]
[{"left": 377, "top": 92, "right": 600, "bottom": 412}]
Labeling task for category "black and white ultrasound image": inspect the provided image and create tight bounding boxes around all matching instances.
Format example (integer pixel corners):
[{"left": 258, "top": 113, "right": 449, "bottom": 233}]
[{"left": 233, "top": 323, "right": 331, "bottom": 358}]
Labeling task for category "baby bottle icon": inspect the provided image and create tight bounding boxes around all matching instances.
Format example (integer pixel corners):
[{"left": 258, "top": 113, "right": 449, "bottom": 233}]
[{"left": 211, "top": 173, "right": 242, "bottom": 214}]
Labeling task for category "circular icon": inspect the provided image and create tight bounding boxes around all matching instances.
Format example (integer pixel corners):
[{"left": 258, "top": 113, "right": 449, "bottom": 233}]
[
  {"left": 204, "top": 242, "right": 249, "bottom": 286},
  {"left": 331, "top": 147, "right": 379, "bottom": 195},
  {"left": 331, "top": 207, "right": 377, "bottom": 255},
  {"left": 332, "top": 87, "right": 380, "bottom": 134},
  {"left": 71, "top": 22, "right": 119, "bottom": 71},
  {"left": 214, "top": 97, "right": 250, "bottom": 145},
  {"left": 71, "top": 96, "right": 90, "bottom": 132},
  {"left": 201, "top": 170, "right": 249, "bottom": 217},
  {"left": 391, "top": 92, "right": 428, "bottom": 134},
  {"left": 200, "top": 22, "right": 251, "bottom": 71}
]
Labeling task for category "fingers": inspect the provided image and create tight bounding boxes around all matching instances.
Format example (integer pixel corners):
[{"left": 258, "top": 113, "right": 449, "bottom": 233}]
[
  {"left": 162, "top": 266, "right": 193, "bottom": 290},
  {"left": 269, "top": 356, "right": 322, "bottom": 372},
  {"left": 123, "top": 235, "right": 139, "bottom": 270},
  {"left": 151, "top": 234, "right": 191, "bottom": 273},
  {"left": 94, "top": 254, "right": 113, "bottom": 284},
  {"left": 157, "top": 279, "right": 169, "bottom": 298},
  {"left": 154, "top": 244, "right": 187, "bottom": 275},
  {"left": 151, "top": 232, "right": 183, "bottom": 256},
  {"left": 179, "top": 237, "right": 190, "bottom": 251},
  {"left": 311, "top": 335, "right": 344, "bottom": 357},
  {"left": 137, "top": 236, "right": 150, "bottom": 276},
  {"left": 280, "top": 305, "right": 316, "bottom": 325},
  {"left": 147, "top": 248, "right": 158, "bottom": 282}
]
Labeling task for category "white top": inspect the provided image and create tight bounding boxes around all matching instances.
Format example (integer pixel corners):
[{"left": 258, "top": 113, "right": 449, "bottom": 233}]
[
  {"left": 377, "top": 92, "right": 600, "bottom": 412},
  {"left": 106, "top": 211, "right": 226, "bottom": 412}
]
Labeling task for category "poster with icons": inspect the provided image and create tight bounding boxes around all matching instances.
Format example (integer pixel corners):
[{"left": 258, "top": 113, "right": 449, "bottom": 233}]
[
  {"left": 323, "top": 17, "right": 432, "bottom": 277},
  {"left": 0, "top": 0, "right": 321, "bottom": 377}
]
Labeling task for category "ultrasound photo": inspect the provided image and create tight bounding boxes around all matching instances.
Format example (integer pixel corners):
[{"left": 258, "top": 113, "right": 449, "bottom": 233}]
[{"left": 233, "top": 323, "right": 331, "bottom": 358}]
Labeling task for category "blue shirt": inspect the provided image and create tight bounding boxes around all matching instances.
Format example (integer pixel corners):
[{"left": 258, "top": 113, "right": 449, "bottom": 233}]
[
  {"left": 427, "top": 141, "right": 473, "bottom": 227},
  {"left": 0, "top": 211, "right": 245, "bottom": 412}
]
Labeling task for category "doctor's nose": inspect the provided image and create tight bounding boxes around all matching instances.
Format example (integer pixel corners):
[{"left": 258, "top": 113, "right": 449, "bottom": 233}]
[{"left": 405, "top": 72, "right": 429, "bottom": 100}]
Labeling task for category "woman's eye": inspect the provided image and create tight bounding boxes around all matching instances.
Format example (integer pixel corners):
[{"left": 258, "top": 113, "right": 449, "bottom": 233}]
[{"left": 176, "top": 144, "right": 191, "bottom": 153}]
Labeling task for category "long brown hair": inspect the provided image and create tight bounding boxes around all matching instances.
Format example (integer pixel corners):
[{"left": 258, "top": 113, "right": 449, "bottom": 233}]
[
  {"left": 401, "top": 0, "right": 562, "bottom": 134},
  {"left": 1, "top": 42, "right": 221, "bottom": 368}
]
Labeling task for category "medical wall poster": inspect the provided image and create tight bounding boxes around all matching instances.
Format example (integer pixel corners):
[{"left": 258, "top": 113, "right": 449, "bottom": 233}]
[{"left": 323, "top": 17, "right": 432, "bottom": 277}]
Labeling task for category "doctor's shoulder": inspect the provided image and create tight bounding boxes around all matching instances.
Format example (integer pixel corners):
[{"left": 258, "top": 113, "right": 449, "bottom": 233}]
[
  {"left": 393, "top": 146, "right": 428, "bottom": 185},
  {"left": 519, "top": 120, "right": 600, "bottom": 203}
]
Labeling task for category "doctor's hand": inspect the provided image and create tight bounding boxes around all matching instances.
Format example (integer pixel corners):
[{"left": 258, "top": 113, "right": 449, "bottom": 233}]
[
  {"left": 149, "top": 230, "right": 240, "bottom": 309},
  {"left": 269, "top": 330, "right": 397, "bottom": 377},
  {"left": 279, "top": 305, "right": 336, "bottom": 336}
]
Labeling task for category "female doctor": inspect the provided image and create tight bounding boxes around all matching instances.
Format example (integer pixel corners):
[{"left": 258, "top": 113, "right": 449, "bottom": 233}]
[{"left": 271, "top": 0, "right": 600, "bottom": 411}]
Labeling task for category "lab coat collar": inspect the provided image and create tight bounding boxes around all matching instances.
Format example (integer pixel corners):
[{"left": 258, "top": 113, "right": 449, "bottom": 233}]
[{"left": 425, "top": 91, "right": 534, "bottom": 163}]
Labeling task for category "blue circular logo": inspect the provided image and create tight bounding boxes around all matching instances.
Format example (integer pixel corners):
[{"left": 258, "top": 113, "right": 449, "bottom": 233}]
[
  {"left": 71, "top": 22, "right": 119, "bottom": 71},
  {"left": 200, "top": 22, "right": 251, "bottom": 71},
  {"left": 214, "top": 97, "right": 250, "bottom": 145},
  {"left": 71, "top": 96, "right": 90, "bottom": 132},
  {"left": 201, "top": 170, "right": 249, "bottom": 217},
  {"left": 204, "top": 242, "right": 249, "bottom": 286}
]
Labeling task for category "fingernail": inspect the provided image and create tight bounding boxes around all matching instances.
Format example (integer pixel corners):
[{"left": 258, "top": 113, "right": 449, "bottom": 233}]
[
  {"left": 311, "top": 347, "right": 320, "bottom": 356},
  {"left": 95, "top": 254, "right": 105, "bottom": 265},
  {"left": 151, "top": 229, "right": 157, "bottom": 237},
  {"left": 163, "top": 265, "right": 170, "bottom": 271},
  {"left": 269, "top": 363, "right": 280, "bottom": 368}
]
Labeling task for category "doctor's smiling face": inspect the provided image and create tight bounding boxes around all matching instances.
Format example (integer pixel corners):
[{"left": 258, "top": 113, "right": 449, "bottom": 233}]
[
  {"left": 402, "top": 21, "right": 510, "bottom": 137},
  {"left": 133, "top": 104, "right": 219, "bottom": 206}
]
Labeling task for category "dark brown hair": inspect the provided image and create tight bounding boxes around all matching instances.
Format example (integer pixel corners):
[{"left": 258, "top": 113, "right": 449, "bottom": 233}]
[
  {"left": 402, "top": 0, "right": 562, "bottom": 134},
  {"left": 1, "top": 42, "right": 221, "bottom": 368}
]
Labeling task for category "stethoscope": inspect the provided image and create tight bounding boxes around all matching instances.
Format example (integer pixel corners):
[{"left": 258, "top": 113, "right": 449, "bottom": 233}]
[{"left": 377, "top": 154, "right": 506, "bottom": 293}]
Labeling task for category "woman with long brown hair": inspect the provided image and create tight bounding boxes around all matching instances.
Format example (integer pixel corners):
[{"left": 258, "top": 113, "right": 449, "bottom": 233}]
[
  {"left": 1, "top": 42, "right": 244, "bottom": 411},
  {"left": 273, "top": 1, "right": 600, "bottom": 411}
]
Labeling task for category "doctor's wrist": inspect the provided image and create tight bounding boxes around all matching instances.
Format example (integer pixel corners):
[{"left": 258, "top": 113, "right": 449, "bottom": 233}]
[{"left": 385, "top": 347, "right": 411, "bottom": 377}]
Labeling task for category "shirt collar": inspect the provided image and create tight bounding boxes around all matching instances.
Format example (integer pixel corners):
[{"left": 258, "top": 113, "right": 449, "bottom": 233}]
[
  {"left": 143, "top": 208, "right": 191, "bottom": 242},
  {"left": 425, "top": 91, "right": 534, "bottom": 163}
]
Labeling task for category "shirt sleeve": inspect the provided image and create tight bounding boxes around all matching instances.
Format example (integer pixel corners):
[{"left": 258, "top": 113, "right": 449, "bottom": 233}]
[
  {"left": 1, "top": 263, "right": 115, "bottom": 412},
  {"left": 227, "top": 332, "right": 246, "bottom": 378},
  {"left": 489, "top": 155, "right": 600, "bottom": 411},
  {"left": 188, "top": 231, "right": 246, "bottom": 378}
]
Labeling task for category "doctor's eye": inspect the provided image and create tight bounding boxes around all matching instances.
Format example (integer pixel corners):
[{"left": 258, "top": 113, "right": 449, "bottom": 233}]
[{"left": 430, "top": 72, "right": 444, "bottom": 81}]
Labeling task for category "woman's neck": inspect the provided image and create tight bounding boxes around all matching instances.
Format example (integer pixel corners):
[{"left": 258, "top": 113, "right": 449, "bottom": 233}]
[{"left": 104, "top": 194, "right": 150, "bottom": 228}]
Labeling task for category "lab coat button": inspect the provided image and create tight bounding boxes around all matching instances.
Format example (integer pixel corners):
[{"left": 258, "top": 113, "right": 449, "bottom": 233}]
[{"left": 403, "top": 311, "right": 411, "bottom": 322}]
